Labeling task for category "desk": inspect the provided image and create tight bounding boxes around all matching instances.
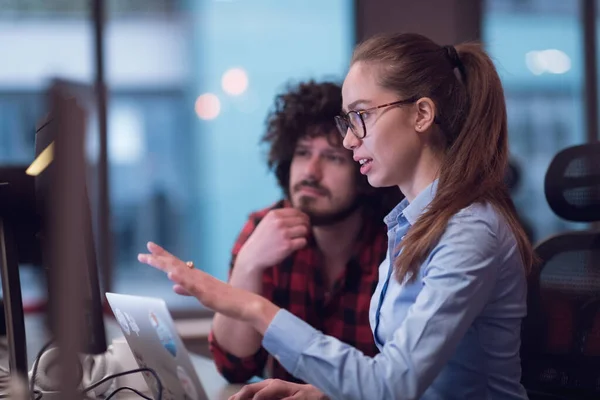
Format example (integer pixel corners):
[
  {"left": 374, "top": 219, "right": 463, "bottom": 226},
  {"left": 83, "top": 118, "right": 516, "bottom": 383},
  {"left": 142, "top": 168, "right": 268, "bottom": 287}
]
[
  {"left": 22, "top": 314, "right": 243, "bottom": 400},
  {"left": 189, "top": 355, "right": 243, "bottom": 399},
  {"left": 112, "top": 355, "right": 242, "bottom": 399}
]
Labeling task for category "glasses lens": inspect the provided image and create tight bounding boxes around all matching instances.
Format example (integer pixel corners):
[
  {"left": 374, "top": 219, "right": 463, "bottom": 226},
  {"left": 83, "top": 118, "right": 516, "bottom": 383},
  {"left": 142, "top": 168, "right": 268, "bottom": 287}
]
[
  {"left": 348, "top": 112, "right": 365, "bottom": 138},
  {"left": 335, "top": 116, "right": 349, "bottom": 138}
]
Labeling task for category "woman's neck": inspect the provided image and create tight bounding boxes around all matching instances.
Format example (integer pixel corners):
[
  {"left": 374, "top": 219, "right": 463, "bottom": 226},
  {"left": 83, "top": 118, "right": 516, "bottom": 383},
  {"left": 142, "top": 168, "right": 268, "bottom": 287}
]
[{"left": 400, "top": 150, "right": 441, "bottom": 202}]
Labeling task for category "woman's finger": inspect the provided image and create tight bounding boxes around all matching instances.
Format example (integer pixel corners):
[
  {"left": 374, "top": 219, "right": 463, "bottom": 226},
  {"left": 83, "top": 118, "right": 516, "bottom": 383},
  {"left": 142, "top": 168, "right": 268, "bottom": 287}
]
[
  {"left": 253, "top": 380, "right": 298, "bottom": 400},
  {"left": 229, "top": 380, "right": 272, "bottom": 400},
  {"left": 138, "top": 253, "right": 178, "bottom": 273},
  {"left": 173, "top": 284, "right": 192, "bottom": 296},
  {"left": 286, "top": 393, "right": 309, "bottom": 399},
  {"left": 147, "top": 241, "right": 175, "bottom": 258}
]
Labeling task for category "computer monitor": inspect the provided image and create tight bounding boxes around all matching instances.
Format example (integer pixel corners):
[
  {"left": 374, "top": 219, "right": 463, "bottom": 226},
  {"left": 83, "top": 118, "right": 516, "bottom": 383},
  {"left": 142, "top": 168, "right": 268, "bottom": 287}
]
[
  {"left": 33, "top": 79, "right": 107, "bottom": 356},
  {"left": 0, "top": 166, "right": 39, "bottom": 379}
]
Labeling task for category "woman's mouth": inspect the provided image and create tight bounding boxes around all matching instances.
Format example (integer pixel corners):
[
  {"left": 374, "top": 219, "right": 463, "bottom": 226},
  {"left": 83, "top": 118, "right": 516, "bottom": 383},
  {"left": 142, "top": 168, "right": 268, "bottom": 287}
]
[{"left": 358, "top": 158, "right": 373, "bottom": 175}]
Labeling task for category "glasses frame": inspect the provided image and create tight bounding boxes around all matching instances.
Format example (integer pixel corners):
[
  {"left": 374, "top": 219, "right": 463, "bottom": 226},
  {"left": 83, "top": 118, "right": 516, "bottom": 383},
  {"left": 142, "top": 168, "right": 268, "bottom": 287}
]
[{"left": 335, "top": 97, "right": 418, "bottom": 139}]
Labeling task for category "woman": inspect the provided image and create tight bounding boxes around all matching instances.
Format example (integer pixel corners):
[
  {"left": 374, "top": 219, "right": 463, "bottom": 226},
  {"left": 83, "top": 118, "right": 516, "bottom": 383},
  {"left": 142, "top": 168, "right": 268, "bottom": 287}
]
[{"left": 138, "top": 33, "right": 534, "bottom": 400}]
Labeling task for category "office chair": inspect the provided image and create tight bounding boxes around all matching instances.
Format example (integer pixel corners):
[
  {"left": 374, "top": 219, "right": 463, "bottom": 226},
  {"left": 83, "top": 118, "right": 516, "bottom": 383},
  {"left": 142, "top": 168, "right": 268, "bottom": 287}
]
[{"left": 521, "top": 142, "right": 600, "bottom": 400}]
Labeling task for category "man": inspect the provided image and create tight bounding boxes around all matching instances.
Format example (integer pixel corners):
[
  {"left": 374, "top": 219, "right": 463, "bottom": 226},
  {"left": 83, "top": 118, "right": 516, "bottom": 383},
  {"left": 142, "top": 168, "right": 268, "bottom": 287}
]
[{"left": 209, "top": 80, "right": 401, "bottom": 383}]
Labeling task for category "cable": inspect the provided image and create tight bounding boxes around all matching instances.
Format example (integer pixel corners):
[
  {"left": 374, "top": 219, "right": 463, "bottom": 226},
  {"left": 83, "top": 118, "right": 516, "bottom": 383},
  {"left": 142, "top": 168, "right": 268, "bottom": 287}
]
[
  {"left": 0, "top": 389, "right": 42, "bottom": 399},
  {"left": 29, "top": 339, "right": 54, "bottom": 399},
  {"left": 2, "top": 367, "right": 161, "bottom": 399},
  {"left": 104, "top": 386, "right": 153, "bottom": 400},
  {"left": 26, "top": 342, "right": 162, "bottom": 400},
  {"left": 28, "top": 340, "right": 85, "bottom": 398},
  {"left": 82, "top": 367, "right": 162, "bottom": 400}
]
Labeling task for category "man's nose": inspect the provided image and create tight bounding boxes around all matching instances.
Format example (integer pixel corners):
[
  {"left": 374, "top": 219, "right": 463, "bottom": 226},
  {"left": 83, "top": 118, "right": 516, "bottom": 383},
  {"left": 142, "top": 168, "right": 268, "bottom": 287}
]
[
  {"left": 304, "top": 156, "right": 323, "bottom": 180},
  {"left": 343, "top": 130, "right": 361, "bottom": 150}
]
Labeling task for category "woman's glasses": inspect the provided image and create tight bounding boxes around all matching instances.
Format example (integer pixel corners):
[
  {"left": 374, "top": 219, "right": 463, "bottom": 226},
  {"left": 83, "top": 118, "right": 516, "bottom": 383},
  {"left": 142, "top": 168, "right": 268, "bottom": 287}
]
[{"left": 335, "top": 97, "right": 417, "bottom": 139}]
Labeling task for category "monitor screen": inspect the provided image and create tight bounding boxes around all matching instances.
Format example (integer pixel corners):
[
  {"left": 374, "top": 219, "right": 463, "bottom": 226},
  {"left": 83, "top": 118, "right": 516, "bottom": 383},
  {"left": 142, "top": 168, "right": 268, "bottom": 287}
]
[{"left": 0, "top": 165, "right": 39, "bottom": 378}]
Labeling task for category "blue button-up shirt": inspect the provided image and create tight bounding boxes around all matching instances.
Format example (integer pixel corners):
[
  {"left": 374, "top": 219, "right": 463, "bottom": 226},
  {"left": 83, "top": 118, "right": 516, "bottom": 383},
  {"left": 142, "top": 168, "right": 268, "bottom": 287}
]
[{"left": 262, "top": 181, "right": 528, "bottom": 399}]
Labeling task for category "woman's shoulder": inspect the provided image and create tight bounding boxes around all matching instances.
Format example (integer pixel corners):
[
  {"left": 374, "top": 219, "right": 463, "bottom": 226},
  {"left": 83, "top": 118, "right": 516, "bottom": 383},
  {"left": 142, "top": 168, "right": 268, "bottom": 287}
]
[
  {"left": 441, "top": 201, "right": 514, "bottom": 251},
  {"left": 421, "top": 202, "right": 520, "bottom": 279},
  {"left": 450, "top": 202, "right": 504, "bottom": 231}
]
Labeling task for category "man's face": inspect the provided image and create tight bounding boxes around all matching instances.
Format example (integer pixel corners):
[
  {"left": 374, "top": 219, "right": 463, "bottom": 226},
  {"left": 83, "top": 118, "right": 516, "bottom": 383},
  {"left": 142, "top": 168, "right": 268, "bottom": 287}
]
[{"left": 288, "top": 133, "right": 360, "bottom": 225}]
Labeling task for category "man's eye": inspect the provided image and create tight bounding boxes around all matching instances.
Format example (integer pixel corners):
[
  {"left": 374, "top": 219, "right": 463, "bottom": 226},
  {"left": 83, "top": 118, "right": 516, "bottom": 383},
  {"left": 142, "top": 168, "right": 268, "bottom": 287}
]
[
  {"left": 294, "top": 149, "right": 310, "bottom": 157},
  {"left": 326, "top": 155, "right": 345, "bottom": 163}
]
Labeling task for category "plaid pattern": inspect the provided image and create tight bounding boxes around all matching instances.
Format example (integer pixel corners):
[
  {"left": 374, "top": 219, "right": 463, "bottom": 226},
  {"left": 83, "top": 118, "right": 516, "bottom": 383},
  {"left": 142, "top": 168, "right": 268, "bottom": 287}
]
[{"left": 209, "top": 199, "right": 387, "bottom": 384}]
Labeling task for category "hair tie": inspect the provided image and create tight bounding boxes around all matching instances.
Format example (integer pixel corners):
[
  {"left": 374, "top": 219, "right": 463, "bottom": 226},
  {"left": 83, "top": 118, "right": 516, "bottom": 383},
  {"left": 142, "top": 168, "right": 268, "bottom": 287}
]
[{"left": 442, "top": 45, "right": 467, "bottom": 82}]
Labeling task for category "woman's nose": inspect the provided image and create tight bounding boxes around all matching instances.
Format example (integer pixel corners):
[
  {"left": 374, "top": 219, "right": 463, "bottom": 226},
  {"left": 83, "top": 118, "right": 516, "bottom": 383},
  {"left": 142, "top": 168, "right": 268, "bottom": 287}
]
[{"left": 343, "top": 130, "right": 360, "bottom": 150}]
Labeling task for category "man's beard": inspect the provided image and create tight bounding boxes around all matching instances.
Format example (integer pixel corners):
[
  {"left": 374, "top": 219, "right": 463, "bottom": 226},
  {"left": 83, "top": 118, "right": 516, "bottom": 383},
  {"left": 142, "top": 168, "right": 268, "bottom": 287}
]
[{"left": 294, "top": 195, "right": 363, "bottom": 226}]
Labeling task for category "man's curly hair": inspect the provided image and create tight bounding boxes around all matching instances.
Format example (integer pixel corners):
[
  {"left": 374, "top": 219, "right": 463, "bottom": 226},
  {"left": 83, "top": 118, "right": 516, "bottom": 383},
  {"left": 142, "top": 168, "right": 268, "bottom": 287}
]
[
  {"left": 263, "top": 80, "right": 342, "bottom": 193},
  {"left": 262, "top": 80, "right": 403, "bottom": 218}
]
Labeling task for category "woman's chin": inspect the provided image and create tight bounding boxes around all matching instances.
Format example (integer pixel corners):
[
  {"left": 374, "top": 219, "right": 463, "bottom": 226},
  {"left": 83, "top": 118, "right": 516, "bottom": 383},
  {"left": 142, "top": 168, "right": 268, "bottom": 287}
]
[{"left": 366, "top": 173, "right": 391, "bottom": 188}]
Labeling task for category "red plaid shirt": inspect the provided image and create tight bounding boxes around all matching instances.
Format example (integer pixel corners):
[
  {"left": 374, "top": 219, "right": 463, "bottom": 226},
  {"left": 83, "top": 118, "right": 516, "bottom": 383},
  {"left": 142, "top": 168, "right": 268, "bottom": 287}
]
[{"left": 209, "top": 200, "right": 388, "bottom": 384}]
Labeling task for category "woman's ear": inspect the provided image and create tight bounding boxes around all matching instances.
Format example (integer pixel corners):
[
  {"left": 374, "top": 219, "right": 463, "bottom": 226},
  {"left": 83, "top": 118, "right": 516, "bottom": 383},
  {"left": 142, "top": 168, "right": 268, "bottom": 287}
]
[{"left": 414, "top": 97, "right": 436, "bottom": 132}]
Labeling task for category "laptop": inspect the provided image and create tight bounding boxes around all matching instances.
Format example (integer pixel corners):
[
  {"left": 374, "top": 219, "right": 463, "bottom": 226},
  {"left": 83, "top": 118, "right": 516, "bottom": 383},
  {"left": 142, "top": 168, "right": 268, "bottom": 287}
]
[{"left": 105, "top": 293, "right": 209, "bottom": 400}]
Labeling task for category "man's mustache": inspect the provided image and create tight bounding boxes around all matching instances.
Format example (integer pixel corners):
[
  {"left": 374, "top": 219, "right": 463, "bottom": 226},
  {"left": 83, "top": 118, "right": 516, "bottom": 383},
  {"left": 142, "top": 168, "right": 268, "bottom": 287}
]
[{"left": 293, "top": 180, "right": 330, "bottom": 197}]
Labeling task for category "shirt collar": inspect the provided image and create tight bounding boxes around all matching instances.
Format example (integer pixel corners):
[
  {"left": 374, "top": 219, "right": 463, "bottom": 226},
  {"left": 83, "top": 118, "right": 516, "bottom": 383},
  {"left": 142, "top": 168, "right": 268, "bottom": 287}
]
[{"left": 384, "top": 180, "right": 438, "bottom": 229}]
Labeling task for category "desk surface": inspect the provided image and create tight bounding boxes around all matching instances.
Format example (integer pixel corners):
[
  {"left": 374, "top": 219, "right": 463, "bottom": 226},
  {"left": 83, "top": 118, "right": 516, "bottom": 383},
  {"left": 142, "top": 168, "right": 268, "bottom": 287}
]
[
  {"left": 190, "top": 355, "right": 243, "bottom": 400},
  {"left": 22, "top": 314, "right": 243, "bottom": 400}
]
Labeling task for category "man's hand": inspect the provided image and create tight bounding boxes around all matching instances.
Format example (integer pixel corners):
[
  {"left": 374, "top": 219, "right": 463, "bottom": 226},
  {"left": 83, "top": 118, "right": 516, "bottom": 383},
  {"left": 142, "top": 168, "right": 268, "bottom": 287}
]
[
  {"left": 236, "top": 208, "right": 310, "bottom": 273},
  {"left": 229, "top": 379, "right": 328, "bottom": 400}
]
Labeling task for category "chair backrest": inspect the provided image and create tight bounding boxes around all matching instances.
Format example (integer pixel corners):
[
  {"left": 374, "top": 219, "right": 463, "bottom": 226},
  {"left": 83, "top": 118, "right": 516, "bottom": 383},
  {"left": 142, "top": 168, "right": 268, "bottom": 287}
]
[
  {"left": 521, "top": 142, "right": 600, "bottom": 399},
  {"left": 544, "top": 142, "right": 600, "bottom": 222}
]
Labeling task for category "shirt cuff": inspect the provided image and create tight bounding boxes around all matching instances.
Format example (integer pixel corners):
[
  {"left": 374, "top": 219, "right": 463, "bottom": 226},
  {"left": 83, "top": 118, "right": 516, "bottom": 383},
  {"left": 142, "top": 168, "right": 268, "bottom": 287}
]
[{"left": 262, "top": 309, "right": 319, "bottom": 374}]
